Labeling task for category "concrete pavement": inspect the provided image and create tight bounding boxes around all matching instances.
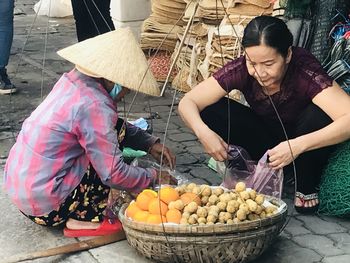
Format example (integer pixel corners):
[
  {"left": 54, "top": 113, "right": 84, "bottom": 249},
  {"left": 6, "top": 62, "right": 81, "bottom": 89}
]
[{"left": 0, "top": 1, "right": 350, "bottom": 262}]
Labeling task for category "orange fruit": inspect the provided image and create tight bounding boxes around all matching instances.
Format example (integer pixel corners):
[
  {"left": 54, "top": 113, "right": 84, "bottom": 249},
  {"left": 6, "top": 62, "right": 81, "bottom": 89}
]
[
  {"left": 142, "top": 189, "right": 158, "bottom": 198},
  {"left": 133, "top": 210, "right": 150, "bottom": 223},
  {"left": 166, "top": 209, "right": 182, "bottom": 224},
  {"left": 159, "top": 187, "right": 180, "bottom": 204},
  {"left": 147, "top": 214, "right": 167, "bottom": 224},
  {"left": 148, "top": 198, "right": 168, "bottom": 215},
  {"left": 126, "top": 201, "right": 141, "bottom": 219},
  {"left": 136, "top": 192, "right": 156, "bottom": 210},
  {"left": 180, "top": 192, "right": 201, "bottom": 206}
]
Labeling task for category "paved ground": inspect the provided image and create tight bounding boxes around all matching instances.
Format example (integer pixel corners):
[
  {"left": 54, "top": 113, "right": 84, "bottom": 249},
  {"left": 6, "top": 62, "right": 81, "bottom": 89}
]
[{"left": 0, "top": 1, "right": 350, "bottom": 262}]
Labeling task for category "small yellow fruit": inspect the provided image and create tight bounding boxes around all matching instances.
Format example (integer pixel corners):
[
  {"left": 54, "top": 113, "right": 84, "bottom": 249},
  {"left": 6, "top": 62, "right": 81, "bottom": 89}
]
[{"left": 235, "top": 182, "right": 246, "bottom": 192}]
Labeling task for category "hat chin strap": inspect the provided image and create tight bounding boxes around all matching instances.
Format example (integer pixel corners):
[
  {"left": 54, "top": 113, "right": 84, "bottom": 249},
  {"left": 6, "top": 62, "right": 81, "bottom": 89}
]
[{"left": 75, "top": 65, "right": 102, "bottom": 78}]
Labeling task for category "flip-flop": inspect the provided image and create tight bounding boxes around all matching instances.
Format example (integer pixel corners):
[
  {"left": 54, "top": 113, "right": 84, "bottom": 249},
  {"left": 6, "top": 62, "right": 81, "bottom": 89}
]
[
  {"left": 63, "top": 218, "right": 123, "bottom": 238},
  {"left": 294, "top": 192, "right": 319, "bottom": 214}
]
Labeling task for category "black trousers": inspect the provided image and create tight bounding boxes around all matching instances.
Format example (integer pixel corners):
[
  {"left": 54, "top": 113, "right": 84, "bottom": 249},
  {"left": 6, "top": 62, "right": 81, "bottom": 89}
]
[
  {"left": 71, "top": 0, "right": 115, "bottom": 42},
  {"left": 201, "top": 98, "right": 336, "bottom": 195}
]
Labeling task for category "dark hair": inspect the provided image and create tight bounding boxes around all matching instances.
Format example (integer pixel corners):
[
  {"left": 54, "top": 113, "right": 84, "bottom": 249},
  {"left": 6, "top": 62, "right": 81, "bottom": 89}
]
[{"left": 242, "top": 16, "right": 293, "bottom": 57}]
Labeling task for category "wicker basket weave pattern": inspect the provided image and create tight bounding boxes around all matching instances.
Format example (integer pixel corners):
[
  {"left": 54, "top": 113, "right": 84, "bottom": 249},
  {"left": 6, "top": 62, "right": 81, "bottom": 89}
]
[{"left": 119, "top": 197, "right": 287, "bottom": 263}]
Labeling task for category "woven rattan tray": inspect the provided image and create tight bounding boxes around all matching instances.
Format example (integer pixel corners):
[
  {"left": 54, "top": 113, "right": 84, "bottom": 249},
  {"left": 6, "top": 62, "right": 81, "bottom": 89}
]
[{"left": 119, "top": 196, "right": 288, "bottom": 263}]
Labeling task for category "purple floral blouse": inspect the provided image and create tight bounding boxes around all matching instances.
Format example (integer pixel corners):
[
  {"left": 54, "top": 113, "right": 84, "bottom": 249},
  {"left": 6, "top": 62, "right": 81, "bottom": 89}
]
[{"left": 213, "top": 47, "right": 333, "bottom": 125}]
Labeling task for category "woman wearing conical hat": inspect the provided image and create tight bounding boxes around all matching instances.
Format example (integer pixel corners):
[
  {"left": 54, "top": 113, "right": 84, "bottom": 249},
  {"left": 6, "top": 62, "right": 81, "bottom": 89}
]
[{"left": 3, "top": 29, "right": 176, "bottom": 237}]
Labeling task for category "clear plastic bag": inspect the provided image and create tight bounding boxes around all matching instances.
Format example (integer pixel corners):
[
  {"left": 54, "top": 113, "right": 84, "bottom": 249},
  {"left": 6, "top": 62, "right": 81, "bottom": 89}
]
[
  {"left": 131, "top": 156, "right": 189, "bottom": 186},
  {"left": 220, "top": 145, "right": 283, "bottom": 198},
  {"left": 105, "top": 189, "right": 133, "bottom": 222}
]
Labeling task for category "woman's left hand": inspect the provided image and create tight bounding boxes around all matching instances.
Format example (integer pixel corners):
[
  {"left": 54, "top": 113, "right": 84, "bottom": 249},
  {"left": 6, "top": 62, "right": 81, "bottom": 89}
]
[
  {"left": 267, "top": 139, "right": 302, "bottom": 169},
  {"left": 149, "top": 143, "right": 176, "bottom": 170}
]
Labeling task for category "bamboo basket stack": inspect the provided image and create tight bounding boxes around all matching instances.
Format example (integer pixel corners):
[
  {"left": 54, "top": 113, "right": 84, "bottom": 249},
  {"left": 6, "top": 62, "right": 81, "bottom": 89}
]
[
  {"left": 140, "top": 0, "right": 187, "bottom": 82},
  {"left": 140, "top": 0, "right": 187, "bottom": 52},
  {"left": 141, "top": 0, "right": 285, "bottom": 90}
]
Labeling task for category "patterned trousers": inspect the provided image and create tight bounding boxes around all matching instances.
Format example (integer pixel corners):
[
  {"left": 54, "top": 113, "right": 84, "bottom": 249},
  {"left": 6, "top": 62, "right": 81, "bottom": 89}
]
[{"left": 22, "top": 165, "right": 110, "bottom": 227}]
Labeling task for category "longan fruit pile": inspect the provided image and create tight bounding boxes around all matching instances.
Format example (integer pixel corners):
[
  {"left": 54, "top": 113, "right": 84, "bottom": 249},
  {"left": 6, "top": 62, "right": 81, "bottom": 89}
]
[{"left": 174, "top": 182, "right": 278, "bottom": 225}]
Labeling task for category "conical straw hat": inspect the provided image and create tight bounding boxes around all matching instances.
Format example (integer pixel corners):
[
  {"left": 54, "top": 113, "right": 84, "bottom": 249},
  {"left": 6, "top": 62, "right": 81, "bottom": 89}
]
[{"left": 57, "top": 28, "right": 160, "bottom": 96}]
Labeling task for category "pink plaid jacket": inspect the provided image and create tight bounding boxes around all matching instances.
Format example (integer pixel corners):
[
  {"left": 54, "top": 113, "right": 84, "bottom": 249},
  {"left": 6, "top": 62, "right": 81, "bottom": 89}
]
[{"left": 4, "top": 69, "right": 157, "bottom": 216}]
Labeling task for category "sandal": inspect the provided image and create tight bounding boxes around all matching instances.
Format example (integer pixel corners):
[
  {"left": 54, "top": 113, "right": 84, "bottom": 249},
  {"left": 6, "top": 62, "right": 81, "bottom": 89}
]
[
  {"left": 294, "top": 192, "right": 319, "bottom": 214},
  {"left": 63, "top": 218, "right": 123, "bottom": 238}
]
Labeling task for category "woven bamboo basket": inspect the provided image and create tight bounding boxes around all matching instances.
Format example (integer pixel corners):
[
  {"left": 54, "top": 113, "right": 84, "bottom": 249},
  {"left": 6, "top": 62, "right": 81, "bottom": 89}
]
[{"left": 119, "top": 196, "right": 287, "bottom": 263}]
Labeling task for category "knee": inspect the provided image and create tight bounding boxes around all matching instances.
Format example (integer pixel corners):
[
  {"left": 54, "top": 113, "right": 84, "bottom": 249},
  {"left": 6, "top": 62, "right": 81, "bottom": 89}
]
[
  {"left": 295, "top": 104, "right": 332, "bottom": 136},
  {"left": 200, "top": 98, "right": 227, "bottom": 123}
]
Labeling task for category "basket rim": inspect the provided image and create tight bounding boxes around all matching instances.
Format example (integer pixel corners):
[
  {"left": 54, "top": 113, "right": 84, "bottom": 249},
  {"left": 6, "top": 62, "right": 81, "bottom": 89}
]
[{"left": 118, "top": 195, "right": 288, "bottom": 235}]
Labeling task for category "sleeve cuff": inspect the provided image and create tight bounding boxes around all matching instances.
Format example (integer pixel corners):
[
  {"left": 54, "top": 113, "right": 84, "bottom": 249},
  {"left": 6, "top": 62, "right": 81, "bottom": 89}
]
[
  {"left": 147, "top": 137, "right": 160, "bottom": 153},
  {"left": 146, "top": 168, "right": 158, "bottom": 188}
]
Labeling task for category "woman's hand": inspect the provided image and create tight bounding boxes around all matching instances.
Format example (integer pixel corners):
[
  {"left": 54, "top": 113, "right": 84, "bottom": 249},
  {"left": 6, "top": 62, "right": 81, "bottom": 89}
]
[
  {"left": 149, "top": 143, "right": 176, "bottom": 170},
  {"left": 197, "top": 127, "right": 228, "bottom": 161},
  {"left": 267, "top": 139, "right": 303, "bottom": 169}
]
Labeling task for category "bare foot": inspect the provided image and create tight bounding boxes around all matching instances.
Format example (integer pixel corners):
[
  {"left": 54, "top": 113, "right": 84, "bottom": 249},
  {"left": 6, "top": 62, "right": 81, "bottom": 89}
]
[
  {"left": 66, "top": 218, "right": 101, "bottom": 230},
  {"left": 295, "top": 196, "right": 319, "bottom": 208}
]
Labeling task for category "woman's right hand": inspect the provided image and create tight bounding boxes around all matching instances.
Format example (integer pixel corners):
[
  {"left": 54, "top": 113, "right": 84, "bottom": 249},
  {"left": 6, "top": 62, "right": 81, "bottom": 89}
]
[{"left": 197, "top": 127, "right": 228, "bottom": 161}]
